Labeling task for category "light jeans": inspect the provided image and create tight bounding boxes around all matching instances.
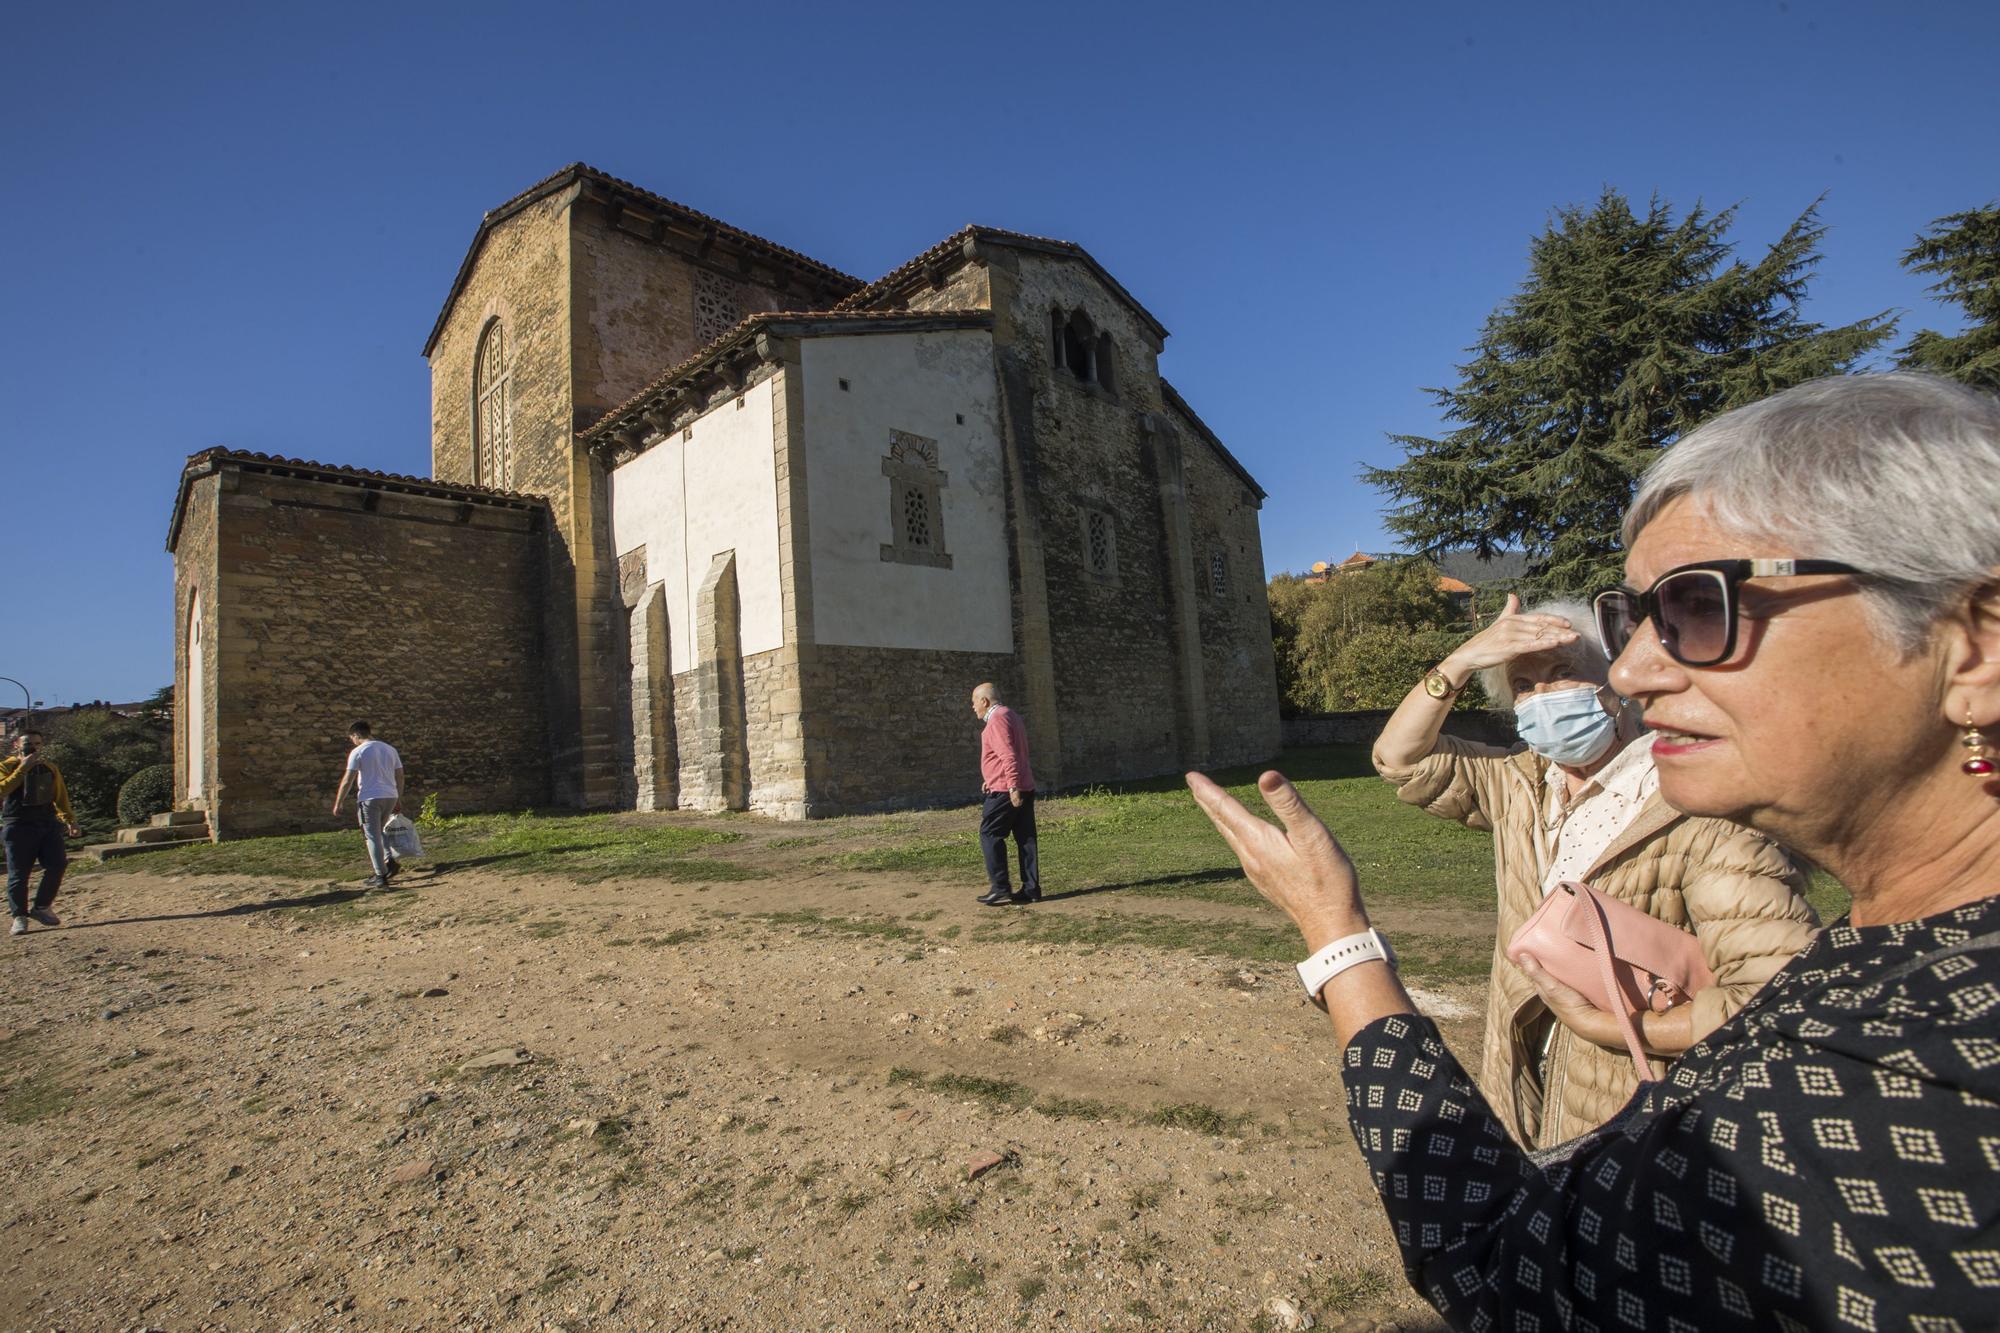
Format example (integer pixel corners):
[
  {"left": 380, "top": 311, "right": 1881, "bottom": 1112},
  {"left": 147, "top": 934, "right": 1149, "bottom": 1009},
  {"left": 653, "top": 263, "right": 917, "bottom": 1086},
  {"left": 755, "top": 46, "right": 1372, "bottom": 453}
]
[{"left": 358, "top": 797, "right": 397, "bottom": 877}]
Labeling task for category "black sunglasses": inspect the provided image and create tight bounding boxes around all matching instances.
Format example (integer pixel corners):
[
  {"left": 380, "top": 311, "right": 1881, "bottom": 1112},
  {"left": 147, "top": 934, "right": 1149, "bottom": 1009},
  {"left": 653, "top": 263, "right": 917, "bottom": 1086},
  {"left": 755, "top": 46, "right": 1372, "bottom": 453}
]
[{"left": 1592, "top": 559, "right": 1864, "bottom": 667}]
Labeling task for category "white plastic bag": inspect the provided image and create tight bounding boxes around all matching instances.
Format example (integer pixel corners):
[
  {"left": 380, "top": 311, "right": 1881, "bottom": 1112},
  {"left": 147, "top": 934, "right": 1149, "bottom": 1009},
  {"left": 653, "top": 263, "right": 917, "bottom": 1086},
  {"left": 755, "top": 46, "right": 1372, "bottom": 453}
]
[{"left": 383, "top": 813, "right": 425, "bottom": 860}]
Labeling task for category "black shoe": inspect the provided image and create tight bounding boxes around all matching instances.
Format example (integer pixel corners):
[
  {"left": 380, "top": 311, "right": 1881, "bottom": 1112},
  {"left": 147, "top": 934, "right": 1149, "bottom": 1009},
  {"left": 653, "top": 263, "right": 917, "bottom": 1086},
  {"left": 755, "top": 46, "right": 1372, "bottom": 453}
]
[
  {"left": 385, "top": 857, "right": 401, "bottom": 879},
  {"left": 976, "top": 890, "right": 1014, "bottom": 906},
  {"left": 1011, "top": 890, "right": 1042, "bottom": 904}
]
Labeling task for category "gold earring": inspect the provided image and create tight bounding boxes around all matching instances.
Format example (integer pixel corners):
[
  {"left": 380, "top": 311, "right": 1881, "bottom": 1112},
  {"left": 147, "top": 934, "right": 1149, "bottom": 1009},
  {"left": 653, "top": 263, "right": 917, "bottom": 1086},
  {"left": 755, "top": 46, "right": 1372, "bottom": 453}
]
[{"left": 1962, "top": 711, "right": 1995, "bottom": 777}]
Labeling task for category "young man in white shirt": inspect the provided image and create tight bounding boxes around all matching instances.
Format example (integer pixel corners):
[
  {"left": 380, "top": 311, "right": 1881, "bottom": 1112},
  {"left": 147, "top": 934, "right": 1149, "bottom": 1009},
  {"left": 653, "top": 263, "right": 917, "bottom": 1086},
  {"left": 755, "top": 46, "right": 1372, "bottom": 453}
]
[{"left": 331, "top": 721, "right": 404, "bottom": 887}]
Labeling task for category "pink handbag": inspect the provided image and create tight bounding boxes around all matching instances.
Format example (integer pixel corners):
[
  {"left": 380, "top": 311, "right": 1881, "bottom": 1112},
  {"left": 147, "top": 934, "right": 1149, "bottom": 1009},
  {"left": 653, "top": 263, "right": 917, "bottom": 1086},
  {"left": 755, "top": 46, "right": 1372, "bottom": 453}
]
[{"left": 1504, "top": 880, "right": 1714, "bottom": 1082}]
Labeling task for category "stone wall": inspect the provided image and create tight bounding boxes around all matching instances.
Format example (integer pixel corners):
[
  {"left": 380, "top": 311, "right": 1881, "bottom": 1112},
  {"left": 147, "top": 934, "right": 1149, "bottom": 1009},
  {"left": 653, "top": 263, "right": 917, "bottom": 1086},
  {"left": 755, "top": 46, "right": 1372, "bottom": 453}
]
[
  {"left": 989, "top": 249, "right": 1214, "bottom": 787},
  {"left": 1281, "top": 710, "right": 1518, "bottom": 749},
  {"left": 1178, "top": 401, "right": 1283, "bottom": 769},
  {"left": 428, "top": 192, "right": 575, "bottom": 506},
  {"left": 186, "top": 463, "right": 552, "bottom": 838},
  {"left": 799, "top": 645, "right": 1022, "bottom": 815}
]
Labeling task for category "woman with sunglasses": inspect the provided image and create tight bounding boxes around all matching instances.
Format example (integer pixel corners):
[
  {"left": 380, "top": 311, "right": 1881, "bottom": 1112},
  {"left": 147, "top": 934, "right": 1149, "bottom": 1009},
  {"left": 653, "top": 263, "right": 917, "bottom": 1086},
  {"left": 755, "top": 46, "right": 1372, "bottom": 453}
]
[
  {"left": 1369, "top": 595, "right": 1817, "bottom": 1149},
  {"left": 1188, "top": 372, "right": 2000, "bottom": 1327}
]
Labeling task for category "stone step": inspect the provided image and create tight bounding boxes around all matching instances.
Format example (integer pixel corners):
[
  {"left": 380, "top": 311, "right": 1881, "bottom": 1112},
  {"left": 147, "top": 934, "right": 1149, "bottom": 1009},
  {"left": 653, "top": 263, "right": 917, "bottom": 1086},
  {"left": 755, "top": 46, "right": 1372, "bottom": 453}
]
[
  {"left": 86, "top": 838, "right": 205, "bottom": 863},
  {"left": 149, "top": 810, "right": 207, "bottom": 828},
  {"left": 115, "top": 823, "right": 210, "bottom": 845}
]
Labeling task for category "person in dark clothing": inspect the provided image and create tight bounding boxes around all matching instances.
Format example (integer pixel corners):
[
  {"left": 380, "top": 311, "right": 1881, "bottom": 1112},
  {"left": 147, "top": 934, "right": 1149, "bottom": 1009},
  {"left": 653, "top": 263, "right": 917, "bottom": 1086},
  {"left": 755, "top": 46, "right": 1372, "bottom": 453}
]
[
  {"left": 1, "top": 730, "right": 80, "bottom": 937},
  {"left": 1189, "top": 374, "right": 2000, "bottom": 1329}
]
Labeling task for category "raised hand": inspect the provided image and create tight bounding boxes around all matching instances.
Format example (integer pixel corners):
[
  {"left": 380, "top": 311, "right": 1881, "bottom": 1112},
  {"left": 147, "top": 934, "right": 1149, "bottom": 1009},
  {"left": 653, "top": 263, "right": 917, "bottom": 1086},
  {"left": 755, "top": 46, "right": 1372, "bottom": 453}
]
[
  {"left": 1441, "top": 592, "right": 1580, "bottom": 680},
  {"left": 1186, "top": 770, "right": 1368, "bottom": 953}
]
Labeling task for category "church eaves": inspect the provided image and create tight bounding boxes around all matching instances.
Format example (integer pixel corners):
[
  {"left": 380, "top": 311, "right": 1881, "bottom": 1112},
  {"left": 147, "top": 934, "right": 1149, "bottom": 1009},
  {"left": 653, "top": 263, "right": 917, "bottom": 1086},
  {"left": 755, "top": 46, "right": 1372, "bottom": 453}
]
[
  {"left": 834, "top": 225, "right": 1170, "bottom": 343},
  {"left": 420, "top": 163, "right": 865, "bottom": 358},
  {"left": 167, "top": 448, "right": 549, "bottom": 552},
  {"left": 580, "top": 309, "right": 995, "bottom": 456}
]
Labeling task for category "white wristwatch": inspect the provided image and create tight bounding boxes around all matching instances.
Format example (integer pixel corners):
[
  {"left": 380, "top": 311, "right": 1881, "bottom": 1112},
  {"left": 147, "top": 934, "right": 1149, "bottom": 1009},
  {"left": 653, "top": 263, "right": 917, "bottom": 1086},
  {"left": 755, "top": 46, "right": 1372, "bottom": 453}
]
[{"left": 1295, "top": 928, "right": 1396, "bottom": 1006}]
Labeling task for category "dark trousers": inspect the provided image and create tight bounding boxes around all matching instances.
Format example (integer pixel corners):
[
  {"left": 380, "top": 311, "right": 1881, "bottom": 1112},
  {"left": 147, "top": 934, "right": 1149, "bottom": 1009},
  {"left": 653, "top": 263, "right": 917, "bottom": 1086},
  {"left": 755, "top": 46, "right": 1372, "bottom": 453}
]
[
  {"left": 3, "top": 821, "right": 67, "bottom": 918},
  {"left": 978, "top": 791, "right": 1039, "bottom": 896}
]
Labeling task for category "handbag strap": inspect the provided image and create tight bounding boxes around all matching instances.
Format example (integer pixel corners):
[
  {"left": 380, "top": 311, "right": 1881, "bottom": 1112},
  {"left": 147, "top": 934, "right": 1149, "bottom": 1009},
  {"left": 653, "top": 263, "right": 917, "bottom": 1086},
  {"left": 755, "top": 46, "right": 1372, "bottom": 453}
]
[{"left": 1571, "top": 884, "right": 1659, "bottom": 1083}]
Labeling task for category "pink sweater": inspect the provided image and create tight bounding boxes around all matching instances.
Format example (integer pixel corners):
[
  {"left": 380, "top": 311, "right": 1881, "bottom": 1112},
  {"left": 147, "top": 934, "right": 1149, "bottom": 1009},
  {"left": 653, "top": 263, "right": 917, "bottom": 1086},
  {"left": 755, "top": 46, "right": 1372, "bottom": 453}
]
[{"left": 979, "top": 704, "right": 1036, "bottom": 793}]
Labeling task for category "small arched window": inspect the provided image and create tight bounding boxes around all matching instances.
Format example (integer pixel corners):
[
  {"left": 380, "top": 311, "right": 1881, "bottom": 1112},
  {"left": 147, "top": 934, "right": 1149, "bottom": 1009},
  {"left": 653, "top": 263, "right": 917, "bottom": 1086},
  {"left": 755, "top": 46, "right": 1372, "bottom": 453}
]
[
  {"left": 475, "top": 321, "right": 511, "bottom": 488},
  {"left": 1051, "top": 307, "right": 1114, "bottom": 394}
]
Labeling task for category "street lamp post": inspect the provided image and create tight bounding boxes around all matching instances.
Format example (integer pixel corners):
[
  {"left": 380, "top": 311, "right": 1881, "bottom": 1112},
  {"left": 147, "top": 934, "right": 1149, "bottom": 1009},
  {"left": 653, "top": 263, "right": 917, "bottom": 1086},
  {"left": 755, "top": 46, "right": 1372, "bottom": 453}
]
[{"left": 0, "top": 676, "right": 30, "bottom": 742}]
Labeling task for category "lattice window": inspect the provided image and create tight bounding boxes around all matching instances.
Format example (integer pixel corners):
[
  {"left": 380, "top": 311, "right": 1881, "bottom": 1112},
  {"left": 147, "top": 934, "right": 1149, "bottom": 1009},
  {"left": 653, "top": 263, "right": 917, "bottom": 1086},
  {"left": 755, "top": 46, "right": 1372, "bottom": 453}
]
[
  {"left": 880, "top": 430, "right": 952, "bottom": 569},
  {"left": 902, "top": 485, "right": 931, "bottom": 548},
  {"left": 1210, "top": 550, "right": 1228, "bottom": 598},
  {"left": 694, "top": 268, "right": 742, "bottom": 345},
  {"left": 474, "top": 321, "right": 510, "bottom": 488},
  {"left": 1084, "top": 508, "right": 1117, "bottom": 580}
]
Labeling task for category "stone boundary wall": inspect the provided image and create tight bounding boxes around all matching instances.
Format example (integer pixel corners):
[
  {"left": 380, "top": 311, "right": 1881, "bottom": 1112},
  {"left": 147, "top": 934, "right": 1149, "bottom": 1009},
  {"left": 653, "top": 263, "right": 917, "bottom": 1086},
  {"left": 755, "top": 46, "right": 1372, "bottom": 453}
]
[
  {"left": 1281, "top": 709, "right": 1519, "bottom": 750},
  {"left": 194, "top": 468, "right": 552, "bottom": 838}
]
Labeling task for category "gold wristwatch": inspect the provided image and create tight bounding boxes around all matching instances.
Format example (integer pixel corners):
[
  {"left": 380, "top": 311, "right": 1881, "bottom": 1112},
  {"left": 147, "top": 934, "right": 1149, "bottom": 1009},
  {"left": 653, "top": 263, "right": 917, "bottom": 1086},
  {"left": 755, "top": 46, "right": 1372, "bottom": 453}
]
[{"left": 1421, "top": 666, "right": 1463, "bottom": 700}]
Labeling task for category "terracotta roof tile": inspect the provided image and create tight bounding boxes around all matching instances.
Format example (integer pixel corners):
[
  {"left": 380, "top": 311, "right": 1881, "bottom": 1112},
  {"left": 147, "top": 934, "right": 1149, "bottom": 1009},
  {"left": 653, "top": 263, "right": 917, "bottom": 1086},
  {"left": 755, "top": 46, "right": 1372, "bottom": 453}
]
[
  {"left": 834, "top": 225, "right": 1169, "bottom": 342},
  {"left": 168, "top": 448, "right": 548, "bottom": 551}
]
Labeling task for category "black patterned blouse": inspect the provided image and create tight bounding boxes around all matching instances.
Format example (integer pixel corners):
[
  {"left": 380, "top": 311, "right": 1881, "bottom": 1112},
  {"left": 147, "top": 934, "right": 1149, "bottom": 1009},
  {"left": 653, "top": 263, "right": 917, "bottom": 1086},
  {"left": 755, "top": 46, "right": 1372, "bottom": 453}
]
[{"left": 1344, "top": 896, "right": 2000, "bottom": 1331}]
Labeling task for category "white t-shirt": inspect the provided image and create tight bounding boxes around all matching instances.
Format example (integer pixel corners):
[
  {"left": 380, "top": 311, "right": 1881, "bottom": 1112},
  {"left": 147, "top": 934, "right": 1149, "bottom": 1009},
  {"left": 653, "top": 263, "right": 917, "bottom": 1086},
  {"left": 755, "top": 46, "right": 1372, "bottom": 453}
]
[{"left": 346, "top": 739, "right": 403, "bottom": 803}]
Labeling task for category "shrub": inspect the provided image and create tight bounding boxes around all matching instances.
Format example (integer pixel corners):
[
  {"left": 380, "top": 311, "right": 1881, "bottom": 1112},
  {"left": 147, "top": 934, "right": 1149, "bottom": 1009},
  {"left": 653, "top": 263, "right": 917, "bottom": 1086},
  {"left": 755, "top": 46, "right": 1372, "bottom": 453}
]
[
  {"left": 42, "top": 742, "right": 114, "bottom": 820},
  {"left": 117, "top": 764, "right": 176, "bottom": 827}
]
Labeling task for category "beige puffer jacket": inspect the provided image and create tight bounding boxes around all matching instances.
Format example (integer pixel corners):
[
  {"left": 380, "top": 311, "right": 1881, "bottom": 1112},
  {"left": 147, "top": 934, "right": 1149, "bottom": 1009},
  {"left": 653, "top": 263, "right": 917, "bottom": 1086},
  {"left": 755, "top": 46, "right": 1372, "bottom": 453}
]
[{"left": 1378, "top": 735, "right": 1820, "bottom": 1149}]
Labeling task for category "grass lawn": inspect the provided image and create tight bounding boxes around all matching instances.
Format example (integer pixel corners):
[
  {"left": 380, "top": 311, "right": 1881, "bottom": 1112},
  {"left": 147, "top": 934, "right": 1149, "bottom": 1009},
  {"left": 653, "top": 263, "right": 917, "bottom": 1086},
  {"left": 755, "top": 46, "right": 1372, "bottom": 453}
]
[
  {"left": 823, "top": 745, "right": 1504, "bottom": 911},
  {"left": 79, "top": 742, "right": 1849, "bottom": 930},
  {"left": 81, "top": 810, "right": 753, "bottom": 885}
]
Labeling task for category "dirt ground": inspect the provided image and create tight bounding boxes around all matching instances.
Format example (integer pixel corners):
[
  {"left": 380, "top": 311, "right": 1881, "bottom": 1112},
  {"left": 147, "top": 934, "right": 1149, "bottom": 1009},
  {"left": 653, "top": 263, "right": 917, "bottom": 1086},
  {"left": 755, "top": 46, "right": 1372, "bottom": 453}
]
[{"left": 0, "top": 812, "right": 1493, "bottom": 1332}]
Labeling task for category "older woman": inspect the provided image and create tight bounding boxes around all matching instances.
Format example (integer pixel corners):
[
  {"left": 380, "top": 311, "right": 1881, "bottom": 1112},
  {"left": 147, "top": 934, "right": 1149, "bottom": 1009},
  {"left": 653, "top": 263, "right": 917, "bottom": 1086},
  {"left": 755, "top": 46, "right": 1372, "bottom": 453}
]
[
  {"left": 1190, "top": 372, "right": 2000, "bottom": 1327},
  {"left": 1371, "top": 598, "right": 1818, "bottom": 1147}
]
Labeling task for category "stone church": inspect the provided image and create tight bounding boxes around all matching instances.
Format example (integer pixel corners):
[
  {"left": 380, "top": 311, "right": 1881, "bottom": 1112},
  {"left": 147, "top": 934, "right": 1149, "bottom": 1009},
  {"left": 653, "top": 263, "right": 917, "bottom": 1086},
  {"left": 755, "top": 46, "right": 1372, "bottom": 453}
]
[{"left": 168, "top": 164, "right": 1280, "bottom": 837}]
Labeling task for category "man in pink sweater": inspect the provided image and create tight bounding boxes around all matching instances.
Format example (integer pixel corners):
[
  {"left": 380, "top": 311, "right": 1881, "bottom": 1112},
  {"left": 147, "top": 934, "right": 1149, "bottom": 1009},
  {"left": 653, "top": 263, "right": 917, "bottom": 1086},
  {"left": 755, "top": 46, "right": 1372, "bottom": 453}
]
[{"left": 970, "top": 682, "right": 1041, "bottom": 906}]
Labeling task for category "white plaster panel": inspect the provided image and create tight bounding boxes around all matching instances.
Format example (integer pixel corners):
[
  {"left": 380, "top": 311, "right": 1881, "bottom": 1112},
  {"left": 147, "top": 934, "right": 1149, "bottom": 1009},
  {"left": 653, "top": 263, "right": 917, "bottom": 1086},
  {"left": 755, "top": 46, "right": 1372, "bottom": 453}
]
[
  {"left": 609, "top": 378, "right": 783, "bottom": 673},
  {"left": 802, "top": 331, "right": 1012, "bottom": 653}
]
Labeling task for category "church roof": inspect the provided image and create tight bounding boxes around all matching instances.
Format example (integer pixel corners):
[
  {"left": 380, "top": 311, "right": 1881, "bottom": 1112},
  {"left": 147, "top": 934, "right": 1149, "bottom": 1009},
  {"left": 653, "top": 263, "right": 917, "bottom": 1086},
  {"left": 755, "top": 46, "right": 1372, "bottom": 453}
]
[
  {"left": 1160, "top": 379, "right": 1266, "bottom": 501},
  {"left": 421, "top": 163, "right": 864, "bottom": 357},
  {"left": 580, "top": 309, "right": 997, "bottom": 449},
  {"left": 167, "top": 447, "right": 548, "bottom": 552},
  {"left": 834, "top": 225, "right": 1170, "bottom": 342}
]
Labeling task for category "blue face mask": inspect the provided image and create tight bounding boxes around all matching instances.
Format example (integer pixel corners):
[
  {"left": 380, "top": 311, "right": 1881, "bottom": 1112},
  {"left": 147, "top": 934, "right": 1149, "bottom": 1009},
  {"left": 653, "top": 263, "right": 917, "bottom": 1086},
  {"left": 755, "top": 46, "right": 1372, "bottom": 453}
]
[{"left": 1514, "top": 685, "right": 1618, "bottom": 766}]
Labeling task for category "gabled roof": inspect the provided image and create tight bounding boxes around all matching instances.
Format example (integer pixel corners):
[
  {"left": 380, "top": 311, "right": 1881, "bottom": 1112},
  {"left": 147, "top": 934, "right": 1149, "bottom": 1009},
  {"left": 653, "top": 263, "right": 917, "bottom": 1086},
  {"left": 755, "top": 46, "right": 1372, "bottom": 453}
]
[
  {"left": 835, "top": 225, "right": 1170, "bottom": 343},
  {"left": 582, "top": 309, "right": 996, "bottom": 448},
  {"left": 422, "top": 163, "right": 864, "bottom": 357},
  {"left": 167, "top": 448, "right": 548, "bottom": 552},
  {"left": 1159, "top": 379, "right": 1265, "bottom": 501}
]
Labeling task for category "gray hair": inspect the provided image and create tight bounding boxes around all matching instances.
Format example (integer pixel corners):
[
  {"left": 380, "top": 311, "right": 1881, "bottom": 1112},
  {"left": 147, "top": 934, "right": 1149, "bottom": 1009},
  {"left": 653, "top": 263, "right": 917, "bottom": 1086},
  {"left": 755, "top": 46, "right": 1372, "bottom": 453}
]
[
  {"left": 971, "top": 682, "right": 999, "bottom": 706},
  {"left": 1477, "top": 600, "right": 1608, "bottom": 712},
  {"left": 1626, "top": 372, "right": 2000, "bottom": 653}
]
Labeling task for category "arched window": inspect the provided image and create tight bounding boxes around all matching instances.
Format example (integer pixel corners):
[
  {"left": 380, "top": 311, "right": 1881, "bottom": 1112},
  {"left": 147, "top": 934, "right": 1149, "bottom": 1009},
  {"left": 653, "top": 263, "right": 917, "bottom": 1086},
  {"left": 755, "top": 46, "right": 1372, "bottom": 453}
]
[
  {"left": 1051, "top": 307, "right": 1114, "bottom": 394},
  {"left": 186, "top": 588, "right": 205, "bottom": 801},
  {"left": 475, "top": 321, "right": 511, "bottom": 488}
]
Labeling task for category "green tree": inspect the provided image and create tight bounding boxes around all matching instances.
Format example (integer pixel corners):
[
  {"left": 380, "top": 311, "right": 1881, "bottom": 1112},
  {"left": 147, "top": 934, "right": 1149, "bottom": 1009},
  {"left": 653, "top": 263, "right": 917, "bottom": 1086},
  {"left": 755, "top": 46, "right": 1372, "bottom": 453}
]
[
  {"left": 1269, "top": 559, "right": 1487, "bottom": 713},
  {"left": 1365, "top": 191, "right": 1895, "bottom": 592},
  {"left": 40, "top": 706, "right": 169, "bottom": 822},
  {"left": 1898, "top": 204, "right": 2000, "bottom": 392}
]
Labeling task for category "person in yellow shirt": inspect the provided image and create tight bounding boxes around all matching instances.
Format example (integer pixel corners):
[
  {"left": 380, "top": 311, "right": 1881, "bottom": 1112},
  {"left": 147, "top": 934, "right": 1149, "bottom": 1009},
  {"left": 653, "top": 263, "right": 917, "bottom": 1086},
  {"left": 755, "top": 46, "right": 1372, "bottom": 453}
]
[{"left": 1, "top": 730, "right": 80, "bottom": 937}]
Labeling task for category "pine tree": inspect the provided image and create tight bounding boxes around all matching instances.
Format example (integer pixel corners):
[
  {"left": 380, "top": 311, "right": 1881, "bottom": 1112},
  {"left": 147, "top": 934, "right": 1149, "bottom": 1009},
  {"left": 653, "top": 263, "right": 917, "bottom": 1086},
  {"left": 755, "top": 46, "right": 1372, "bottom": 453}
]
[
  {"left": 1898, "top": 204, "right": 2000, "bottom": 392},
  {"left": 1365, "top": 191, "right": 1895, "bottom": 592}
]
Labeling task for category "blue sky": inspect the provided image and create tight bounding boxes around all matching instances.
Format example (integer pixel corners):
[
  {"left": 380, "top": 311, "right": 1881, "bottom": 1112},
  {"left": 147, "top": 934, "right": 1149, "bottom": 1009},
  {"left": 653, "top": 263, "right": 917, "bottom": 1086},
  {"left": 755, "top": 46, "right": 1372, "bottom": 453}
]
[{"left": 5, "top": 0, "right": 1994, "bottom": 705}]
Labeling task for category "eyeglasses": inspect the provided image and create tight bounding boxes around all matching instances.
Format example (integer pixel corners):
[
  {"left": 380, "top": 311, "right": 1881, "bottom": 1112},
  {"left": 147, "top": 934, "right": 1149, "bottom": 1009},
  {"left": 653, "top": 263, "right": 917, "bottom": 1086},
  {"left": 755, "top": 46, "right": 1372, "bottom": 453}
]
[{"left": 1592, "top": 559, "right": 1864, "bottom": 667}]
